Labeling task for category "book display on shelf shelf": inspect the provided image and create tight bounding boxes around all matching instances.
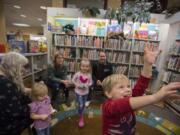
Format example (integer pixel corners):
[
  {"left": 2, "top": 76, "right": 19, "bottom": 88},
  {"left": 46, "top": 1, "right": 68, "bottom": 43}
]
[
  {"left": 162, "top": 38, "right": 180, "bottom": 116},
  {"left": 51, "top": 18, "right": 160, "bottom": 86},
  {"left": 0, "top": 53, "right": 48, "bottom": 85},
  {"left": 8, "top": 40, "right": 26, "bottom": 53},
  {"left": 53, "top": 33, "right": 160, "bottom": 87},
  {"left": 79, "top": 18, "right": 107, "bottom": 37}
]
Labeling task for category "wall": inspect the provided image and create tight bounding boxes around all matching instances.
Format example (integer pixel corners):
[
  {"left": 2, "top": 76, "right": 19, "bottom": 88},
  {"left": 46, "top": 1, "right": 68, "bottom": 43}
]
[
  {"left": 151, "top": 12, "right": 180, "bottom": 91},
  {"left": 151, "top": 24, "right": 170, "bottom": 91},
  {"left": 52, "top": 0, "right": 64, "bottom": 7},
  {"left": 0, "top": 0, "right": 7, "bottom": 43},
  {"left": 108, "top": 0, "right": 122, "bottom": 9},
  {"left": 67, "top": 0, "right": 104, "bottom": 8},
  {"left": 47, "top": 7, "right": 106, "bottom": 18},
  {"left": 6, "top": 26, "right": 43, "bottom": 35},
  {"left": 152, "top": 22, "right": 180, "bottom": 91}
]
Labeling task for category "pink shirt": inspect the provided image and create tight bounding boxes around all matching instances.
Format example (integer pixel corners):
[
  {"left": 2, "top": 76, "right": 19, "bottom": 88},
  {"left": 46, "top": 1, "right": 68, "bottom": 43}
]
[
  {"left": 72, "top": 71, "right": 92, "bottom": 95},
  {"left": 29, "top": 96, "right": 51, "bottom": 129}
]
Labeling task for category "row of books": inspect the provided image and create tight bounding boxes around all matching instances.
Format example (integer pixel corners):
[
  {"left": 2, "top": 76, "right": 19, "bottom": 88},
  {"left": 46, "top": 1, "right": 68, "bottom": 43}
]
[
  {"left": 58, "top": 48, "right": 145, "bottom": 65},
  {"left": 162, "top": 71, "right": 180, "bottom": 83},
  {"left": 54, "top": 34, "right": 160, "bottom": 52},
  {"left": 114, "top": 66, "right": 128, "bottom": 74},
  {"left": 129, "top": 67, "right": 142, "bottom": 78},
  {"left": 54, "top": 34, "right": 104, "bottom": 48},
  {"left": 104, "top": 39, "right": 131, "bottom": 50},
  {"left": 76, "top": 49, "right": 99, "bottom": 60},
  {"left": 60, "top": 49, "right": 130, "bottom": 64},
  {"left": 131, "top": 54, "right": 144, "bottom": 65},
  {"left": 77, "top": 36, "right": 104, "bottom": 48},
  {"left": 169, "top": 40, "right": 180, "bottom": 54},
  {"left": 167, "top": 57, "right": 180, "bottom": 72},
  {"left": 132, "top": 41, "right": 159, "bottom": 52},
  {"left": 66, "top": 61, "right": 77, "bottom": 72},
  {"left": 58, "top": 48, "right": 76, "bottom": 59},
  {"left": 54, "top": 35, "right": 77, "bottom": 46},
  {"left": 107, "top": 52, "right": 130, "bottom": 64}
]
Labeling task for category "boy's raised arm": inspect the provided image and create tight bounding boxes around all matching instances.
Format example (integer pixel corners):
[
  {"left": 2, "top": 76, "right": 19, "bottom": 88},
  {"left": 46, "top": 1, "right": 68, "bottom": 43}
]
[{"left": 130, "top": 82, "right": 180, "bottom": 110}]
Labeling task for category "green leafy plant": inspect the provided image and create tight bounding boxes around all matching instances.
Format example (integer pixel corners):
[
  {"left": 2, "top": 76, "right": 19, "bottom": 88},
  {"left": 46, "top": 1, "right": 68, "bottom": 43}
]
[
  {"left": 80, "top": 7, "right": 100, "bottom": 17},
  {"left": 105, "top": 0, "right": 154, "bottom": 24}
]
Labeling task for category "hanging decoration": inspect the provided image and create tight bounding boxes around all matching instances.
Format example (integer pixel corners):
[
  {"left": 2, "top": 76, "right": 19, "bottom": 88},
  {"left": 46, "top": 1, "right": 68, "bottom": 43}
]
[{"left": 105, "top": 0, "right": 154, "bottom": 24}]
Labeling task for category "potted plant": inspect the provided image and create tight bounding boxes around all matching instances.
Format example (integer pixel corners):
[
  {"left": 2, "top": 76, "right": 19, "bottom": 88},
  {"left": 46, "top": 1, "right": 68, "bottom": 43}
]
[{"left": 80, "top": 6, "right": 100, "bottom": 17}]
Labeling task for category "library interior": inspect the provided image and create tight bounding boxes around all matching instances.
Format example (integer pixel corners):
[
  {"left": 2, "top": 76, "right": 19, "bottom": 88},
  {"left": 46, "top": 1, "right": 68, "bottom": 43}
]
[{"left": 0, "top": 0, "right": 180, "bottom": 135}]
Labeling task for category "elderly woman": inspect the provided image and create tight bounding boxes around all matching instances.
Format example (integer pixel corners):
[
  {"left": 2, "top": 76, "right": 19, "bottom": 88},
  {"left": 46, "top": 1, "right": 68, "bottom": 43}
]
[{"left": 0, "top": 52, "right": 32, "bottom": 135}]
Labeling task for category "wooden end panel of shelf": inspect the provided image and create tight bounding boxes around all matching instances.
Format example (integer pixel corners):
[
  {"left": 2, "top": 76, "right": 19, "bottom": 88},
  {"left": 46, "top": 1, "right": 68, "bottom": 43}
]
[{"left": 164, "top": 100, "right": 180, "bottom": 117}]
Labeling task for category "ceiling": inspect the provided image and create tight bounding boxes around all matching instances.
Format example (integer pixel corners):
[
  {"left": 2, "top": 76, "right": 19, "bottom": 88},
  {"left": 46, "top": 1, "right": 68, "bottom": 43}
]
[
  {"left": 4, "top": 0, "right": 52, "bottom": 27},
  {"left": 3, "top": 0, "right": 177, "bottom": 28}
]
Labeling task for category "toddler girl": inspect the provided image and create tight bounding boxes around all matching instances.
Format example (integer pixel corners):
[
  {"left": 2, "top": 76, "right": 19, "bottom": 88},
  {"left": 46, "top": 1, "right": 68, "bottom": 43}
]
[
  {"left": 29, "top": 82, "right": 56, "bottom": 135},
  {"left": 72, "top": 58, "right": 92, "bottom": 128}
]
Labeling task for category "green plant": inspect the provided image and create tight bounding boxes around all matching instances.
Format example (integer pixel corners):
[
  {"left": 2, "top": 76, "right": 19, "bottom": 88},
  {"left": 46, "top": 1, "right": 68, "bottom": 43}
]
[
  {"left": 80, "top": 7, "right": 100, "bottom": 17},
  {"left": 104, "top": 0, "right": 154, "bottom": 24}
]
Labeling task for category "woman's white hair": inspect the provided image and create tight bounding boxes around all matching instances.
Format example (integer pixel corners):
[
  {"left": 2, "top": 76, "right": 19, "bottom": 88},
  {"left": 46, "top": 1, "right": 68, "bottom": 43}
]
[{"left": 0, "top": 52, "right": 28, "bottom": 91}]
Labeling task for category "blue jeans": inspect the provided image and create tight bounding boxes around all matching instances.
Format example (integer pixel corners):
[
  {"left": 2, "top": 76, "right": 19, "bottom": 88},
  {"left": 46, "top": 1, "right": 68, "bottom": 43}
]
[
  {"left": 46, "top": 80, "right": 69, "bottom": 103},
  {"left": 76, "top": 94, "right": 88, "bottom": 115},
  {"left": 36, "top": 126, "right": 50, "bottom": 135}
]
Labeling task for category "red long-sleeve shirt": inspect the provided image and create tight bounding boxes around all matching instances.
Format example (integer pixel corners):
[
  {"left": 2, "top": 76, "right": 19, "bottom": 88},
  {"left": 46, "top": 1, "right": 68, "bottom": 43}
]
[{"left": 102, "top": 75, "right": 150, "bottom": 135}]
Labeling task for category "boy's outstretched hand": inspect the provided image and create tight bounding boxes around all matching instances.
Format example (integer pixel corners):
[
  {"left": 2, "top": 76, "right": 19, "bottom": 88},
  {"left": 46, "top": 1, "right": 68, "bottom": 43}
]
[
  {"left": 144, "top": 44, "right": 161, "bottom": 65},
  {"left": 155, "top": 82, "right": 180, "bottom": 101}
]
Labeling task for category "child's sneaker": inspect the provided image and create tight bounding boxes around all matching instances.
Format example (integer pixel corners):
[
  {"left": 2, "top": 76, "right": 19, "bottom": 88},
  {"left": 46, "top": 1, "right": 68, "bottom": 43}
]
[
  {"left": 85, "top": 101, "right": 91, "bottom": 107},
  {"left": 78, "top": 115, "right": 84, "bottom": 128}
]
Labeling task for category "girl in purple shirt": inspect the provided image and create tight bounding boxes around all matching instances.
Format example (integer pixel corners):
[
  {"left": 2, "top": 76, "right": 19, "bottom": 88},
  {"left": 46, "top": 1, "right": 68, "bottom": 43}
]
[
  {"left": 29, "top": 82, "right": 56, "bottom": 135},
  {"left": 72, "top": 58, "right": 92, "bottom": 128}
]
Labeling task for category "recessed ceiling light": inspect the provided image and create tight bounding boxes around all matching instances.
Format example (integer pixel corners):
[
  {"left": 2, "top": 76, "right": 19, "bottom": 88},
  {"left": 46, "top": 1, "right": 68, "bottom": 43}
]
[
  {"left": 14, "top": 5, "right": 21, "bottom": 9},
  {"left": 20, "top": 14, "right": 26, "bottom": 18},
  {"left": 38, "top": 18, "right": 43, "bottom": 21},
  {"left": 13, "top": 23, "right": 30, "bottom": 27},
  {"left": 40, "top": 6, "right": 47, "bottom": 10}
]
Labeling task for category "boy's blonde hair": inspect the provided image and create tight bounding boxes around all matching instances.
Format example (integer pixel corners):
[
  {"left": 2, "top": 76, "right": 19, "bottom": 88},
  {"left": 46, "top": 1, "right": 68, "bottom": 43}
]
[
  {"left": 32, "top": 82, "right": 48, "bottom": 98},
  {"left": 102, "top": 74, "right": 129, "bottom": 93}
]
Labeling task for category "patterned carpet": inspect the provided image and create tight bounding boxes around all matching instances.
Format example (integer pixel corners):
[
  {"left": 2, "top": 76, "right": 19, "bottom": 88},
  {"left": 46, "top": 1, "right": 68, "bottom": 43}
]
[{"left": 50, "top": 102, "right": 180, "bottom": 135}]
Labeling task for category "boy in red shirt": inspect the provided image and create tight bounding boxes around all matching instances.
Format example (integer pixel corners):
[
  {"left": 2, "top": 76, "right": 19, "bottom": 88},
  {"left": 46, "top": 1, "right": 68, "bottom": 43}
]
[{"left": 102, "top": 46, "right": 180, "bottom": 135}]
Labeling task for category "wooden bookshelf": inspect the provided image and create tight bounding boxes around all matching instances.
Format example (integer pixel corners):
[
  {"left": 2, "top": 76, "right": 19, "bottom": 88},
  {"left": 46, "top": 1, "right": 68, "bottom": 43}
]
[
  {"left": 127, "top": 38, "right": 160, "bottom": 43},
  {"left": 165, "top": 99, "right": 180, "bottom": 117},
  {"left": 167, "top": 68, "right": 180, "bottom": 74},
  {"left": 53, "top": 33, "right": 160, "bottom": 85},
  {"left": 0, "top": 53, "right": 48, "bottom": 85},
  {"left": 162, "top": 39, "right": 180, "bottom": 116}
]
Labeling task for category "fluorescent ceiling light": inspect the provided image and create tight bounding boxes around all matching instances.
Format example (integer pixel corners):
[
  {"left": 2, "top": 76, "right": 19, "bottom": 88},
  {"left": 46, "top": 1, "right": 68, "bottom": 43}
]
[
  {"left": 20, "top": 14, "right": 26, "bottom": 18},
  {"left": 13, "top": 23, "right": 30, "bottom": 27},
  {"left": 14, "top": 5, "right": 21, "bottom": 9},
  {"left": 40, "top": 6, "right": 47, "bottom": 10},
  {"left": 38, "top": 18, "right": 43, "bottom": 21}
]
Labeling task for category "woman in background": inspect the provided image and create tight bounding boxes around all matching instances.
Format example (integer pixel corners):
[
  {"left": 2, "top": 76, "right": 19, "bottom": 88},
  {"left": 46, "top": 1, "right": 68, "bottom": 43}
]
[{"left": 47, "top": 53, "right": 72, "bottom": 105}]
